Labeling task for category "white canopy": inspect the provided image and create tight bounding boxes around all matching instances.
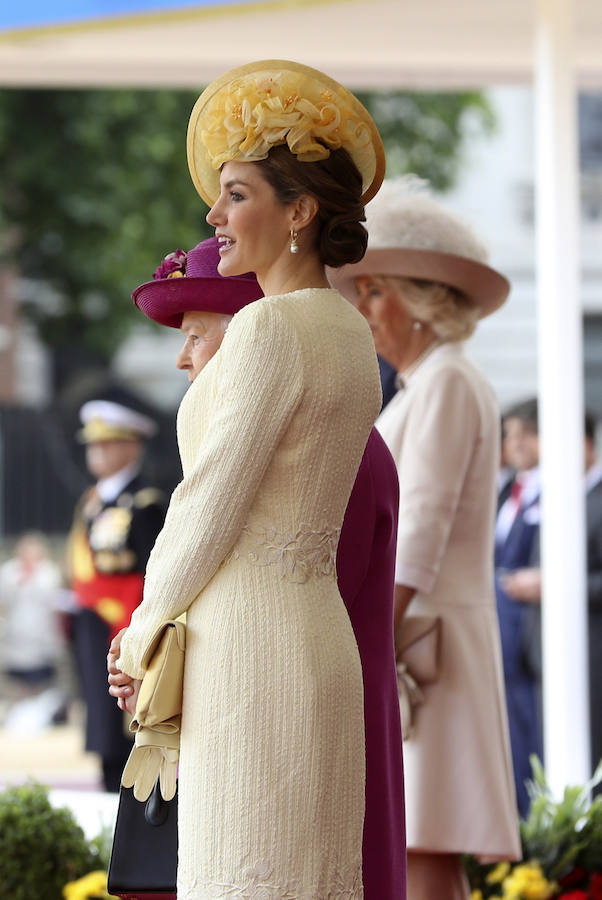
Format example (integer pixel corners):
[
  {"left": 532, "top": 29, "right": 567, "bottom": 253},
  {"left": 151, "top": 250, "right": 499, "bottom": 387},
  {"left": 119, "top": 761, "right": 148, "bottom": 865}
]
[{"left": 0, "top": 0, "right": 601, "bottom": 90}]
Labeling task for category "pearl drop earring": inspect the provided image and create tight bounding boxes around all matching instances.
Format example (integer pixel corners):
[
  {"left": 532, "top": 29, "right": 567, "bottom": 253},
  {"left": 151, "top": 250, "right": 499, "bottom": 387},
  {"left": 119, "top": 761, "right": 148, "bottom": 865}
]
[
  {"left": 289, "top": 229, "right": 299, "bottom": 254},
  {"left": 413, "top": 320, "right": 422, "bottom": 331}
]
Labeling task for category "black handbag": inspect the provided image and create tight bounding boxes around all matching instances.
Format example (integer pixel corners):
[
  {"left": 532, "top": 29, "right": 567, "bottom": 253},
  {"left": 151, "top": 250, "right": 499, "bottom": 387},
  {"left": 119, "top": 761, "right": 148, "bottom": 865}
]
[{"left": 107, "top": 777, "right": 178, "bottom": 899}]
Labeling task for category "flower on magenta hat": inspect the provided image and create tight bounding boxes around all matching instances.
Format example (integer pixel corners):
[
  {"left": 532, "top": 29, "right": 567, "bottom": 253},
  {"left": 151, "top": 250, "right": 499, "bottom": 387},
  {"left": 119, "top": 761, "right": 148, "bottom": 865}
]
[{"left": 153, "top": 249, "right": 187, "bottom": 281}]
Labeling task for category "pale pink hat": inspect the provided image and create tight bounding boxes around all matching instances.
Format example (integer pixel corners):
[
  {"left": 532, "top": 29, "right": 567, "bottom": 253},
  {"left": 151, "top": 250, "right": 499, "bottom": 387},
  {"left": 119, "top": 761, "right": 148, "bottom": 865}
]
[{"left": 328, "top": 177, "right": 509, "bottom": 317}]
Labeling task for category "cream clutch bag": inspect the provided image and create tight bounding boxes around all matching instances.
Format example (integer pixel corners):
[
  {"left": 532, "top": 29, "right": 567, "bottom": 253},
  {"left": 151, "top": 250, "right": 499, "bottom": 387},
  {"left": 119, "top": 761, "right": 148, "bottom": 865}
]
[
  {"left": 121, "top": 618, "right": 186, "bottom": 801},
  {"left": 395, "top": 615, "right": 442, "bottom": 739}
]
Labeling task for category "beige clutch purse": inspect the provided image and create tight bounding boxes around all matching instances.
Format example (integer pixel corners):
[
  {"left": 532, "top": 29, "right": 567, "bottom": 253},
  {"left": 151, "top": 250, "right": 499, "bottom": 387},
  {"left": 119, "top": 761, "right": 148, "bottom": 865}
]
[
  {"left": 395, "top": 615, "right": 442, "bottom": 739},
  {"left": 121, "top": 619, "right": 186, "bottom": 802}
]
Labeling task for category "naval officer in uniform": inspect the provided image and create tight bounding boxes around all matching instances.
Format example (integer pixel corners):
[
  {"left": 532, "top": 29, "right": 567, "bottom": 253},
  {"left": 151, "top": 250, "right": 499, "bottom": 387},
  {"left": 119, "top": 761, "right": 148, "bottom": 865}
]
[{"left": 67, "top": 399, "right": 166, "bottom": 791}]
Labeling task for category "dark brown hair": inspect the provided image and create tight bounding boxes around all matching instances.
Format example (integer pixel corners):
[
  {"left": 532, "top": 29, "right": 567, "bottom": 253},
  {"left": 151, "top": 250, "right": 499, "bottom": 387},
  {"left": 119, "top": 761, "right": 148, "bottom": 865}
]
[
  {"left": 503, "top": 397, "right": 538, "bottom": 433},
  {"left": 255, "top": 144, "right": 368, "bottom": 268}
]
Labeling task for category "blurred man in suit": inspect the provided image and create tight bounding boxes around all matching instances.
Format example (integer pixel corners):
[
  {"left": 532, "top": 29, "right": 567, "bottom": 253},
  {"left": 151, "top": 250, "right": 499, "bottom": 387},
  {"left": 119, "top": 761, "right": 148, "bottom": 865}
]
[
  {"left": 494, "top": 398, "right": 542, "bottom": 817},
  {"left": 503, "top": 411, "right": 602, "bottom": 793}
]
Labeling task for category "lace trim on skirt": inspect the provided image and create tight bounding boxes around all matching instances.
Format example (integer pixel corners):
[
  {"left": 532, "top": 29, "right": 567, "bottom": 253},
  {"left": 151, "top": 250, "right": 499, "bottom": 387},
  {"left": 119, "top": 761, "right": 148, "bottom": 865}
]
[{"left": 179, "top": 858, "right": 363, "bottom": 899}]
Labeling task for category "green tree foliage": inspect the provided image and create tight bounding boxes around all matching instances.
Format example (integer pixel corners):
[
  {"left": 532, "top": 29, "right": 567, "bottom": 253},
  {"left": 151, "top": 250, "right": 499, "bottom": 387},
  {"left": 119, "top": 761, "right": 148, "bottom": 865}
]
[
  {"left": 0, "top": 87, "right": 495, "bottom": 360},
  {"left": 356, "top": 90, "right": 496, "bottom": 189},
  {"left": 0, "top": 88, "right": 207, "bottom": 357}
]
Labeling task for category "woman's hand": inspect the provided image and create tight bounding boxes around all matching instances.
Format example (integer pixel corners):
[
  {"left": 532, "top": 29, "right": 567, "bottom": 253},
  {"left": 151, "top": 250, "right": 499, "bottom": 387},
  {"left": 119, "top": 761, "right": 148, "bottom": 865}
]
[
  {"left": 107, "top": 627, "right": 140, "bottom": 713},
  {"left": 393, "top": 583, "right": 417, "bottom": 658},
  {"left": 119, "top": 678, "right": 141, "bottom": 716},
  {"left": 394, "top": 583, "right": 416, "bottom": 627}
]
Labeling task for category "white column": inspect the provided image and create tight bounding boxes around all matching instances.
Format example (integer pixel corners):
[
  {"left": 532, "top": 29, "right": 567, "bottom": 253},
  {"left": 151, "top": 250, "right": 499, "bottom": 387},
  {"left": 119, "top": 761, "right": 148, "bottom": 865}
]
[{"left": 534, "top": 0, "right": 590, "bottom": 796}]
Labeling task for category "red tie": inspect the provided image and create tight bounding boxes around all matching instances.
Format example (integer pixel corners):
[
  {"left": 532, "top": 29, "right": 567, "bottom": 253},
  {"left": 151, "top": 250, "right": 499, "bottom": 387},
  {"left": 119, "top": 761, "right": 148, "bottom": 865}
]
[{"left": 509, "top": 478, "right": 523, "bottom": 512}]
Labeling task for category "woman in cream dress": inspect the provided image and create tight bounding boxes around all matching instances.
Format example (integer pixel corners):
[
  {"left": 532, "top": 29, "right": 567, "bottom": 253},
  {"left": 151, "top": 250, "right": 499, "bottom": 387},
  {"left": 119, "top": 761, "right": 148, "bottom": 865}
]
[
  {"left": 109, "top": 61, "right": 385, "bottom": 900},
  {"left": 331, "top": 178, "right": 521, "bottom": 900}
]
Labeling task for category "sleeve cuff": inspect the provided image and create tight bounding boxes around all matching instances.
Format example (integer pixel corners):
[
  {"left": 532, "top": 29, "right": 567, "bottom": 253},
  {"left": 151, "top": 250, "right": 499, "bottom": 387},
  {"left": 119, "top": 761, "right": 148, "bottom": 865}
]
[
  {"left": 395, "top": 560, "right": 436, "bottom": 595},
  {"left": 115, "top": 645, "right": 146, "bottom": 681}
]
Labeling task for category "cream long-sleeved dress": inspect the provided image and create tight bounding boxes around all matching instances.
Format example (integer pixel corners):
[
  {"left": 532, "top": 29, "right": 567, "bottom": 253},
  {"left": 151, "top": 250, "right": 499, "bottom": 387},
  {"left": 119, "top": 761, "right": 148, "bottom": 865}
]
[{"left": 117, "top": 288, "right": 382, "bottom": 900}]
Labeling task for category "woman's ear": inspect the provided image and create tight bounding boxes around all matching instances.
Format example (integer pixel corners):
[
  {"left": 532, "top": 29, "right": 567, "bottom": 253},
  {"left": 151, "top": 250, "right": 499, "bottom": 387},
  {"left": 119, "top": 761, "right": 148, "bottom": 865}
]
[{"left": 290, "top": 194, "right": 319, "bottom": 231}]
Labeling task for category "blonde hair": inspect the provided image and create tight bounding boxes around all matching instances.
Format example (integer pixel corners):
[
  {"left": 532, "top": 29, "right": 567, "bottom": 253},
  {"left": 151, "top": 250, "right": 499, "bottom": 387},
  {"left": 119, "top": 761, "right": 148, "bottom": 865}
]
[{"left": 387, "top": 275, "right": 479, "bottom": 342}]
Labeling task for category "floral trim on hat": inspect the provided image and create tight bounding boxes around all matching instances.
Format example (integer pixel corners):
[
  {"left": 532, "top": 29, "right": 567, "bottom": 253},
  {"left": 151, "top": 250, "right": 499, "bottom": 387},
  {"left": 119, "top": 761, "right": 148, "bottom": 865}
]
[
  {"left": 153, "top": 249, "right": 187, "bottom": 280},
  {"left": 200, "top": 69, "right": 372, "bottom": 170}
]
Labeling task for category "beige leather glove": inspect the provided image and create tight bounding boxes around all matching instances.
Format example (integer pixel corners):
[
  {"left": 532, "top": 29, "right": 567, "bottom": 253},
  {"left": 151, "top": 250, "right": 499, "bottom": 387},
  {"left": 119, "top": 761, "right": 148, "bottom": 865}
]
[
  {"left": 120, "top": 620, "right": 185, "bottom": 801},
  {"left": 121, "top": 726, "right": 180, "bottom": 801}
]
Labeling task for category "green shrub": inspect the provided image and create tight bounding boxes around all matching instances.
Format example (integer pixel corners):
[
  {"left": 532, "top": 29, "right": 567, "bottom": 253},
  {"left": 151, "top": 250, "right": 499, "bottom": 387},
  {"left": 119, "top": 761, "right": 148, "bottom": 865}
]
[{"left": 0, "top": 782, "right": 103, "bottom": 900}]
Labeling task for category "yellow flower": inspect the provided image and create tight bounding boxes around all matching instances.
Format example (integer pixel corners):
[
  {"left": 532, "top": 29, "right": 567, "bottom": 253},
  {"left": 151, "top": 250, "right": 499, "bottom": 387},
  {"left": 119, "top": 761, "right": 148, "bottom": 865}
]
[
  {"left": 471, "top": 891, "right": 484, "bottom": 900},
  {"left": 487, "top": 861, "right": 511, "bottom": 884},
  {"left": 200, "top": 68, "right": 370, "bottom": 171},
  {"left": 63, "top": 870, "right": 115, "bottom": 900},
  {"left": 501, "top": 861, "right": 557, "bottom": 900}
]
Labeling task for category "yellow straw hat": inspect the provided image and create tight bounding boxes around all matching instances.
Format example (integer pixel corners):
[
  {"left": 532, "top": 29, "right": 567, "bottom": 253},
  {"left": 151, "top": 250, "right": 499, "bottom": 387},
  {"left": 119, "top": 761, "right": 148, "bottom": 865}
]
[{"left": 187, "top": 59, "right": 386, "bottom": 207}]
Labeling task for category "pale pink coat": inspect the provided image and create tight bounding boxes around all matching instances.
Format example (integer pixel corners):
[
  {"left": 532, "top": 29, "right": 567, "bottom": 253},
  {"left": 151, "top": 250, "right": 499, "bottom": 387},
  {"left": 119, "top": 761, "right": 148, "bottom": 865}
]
[{"left": 377, "top": 342, "right": 520, "bottom": 860}]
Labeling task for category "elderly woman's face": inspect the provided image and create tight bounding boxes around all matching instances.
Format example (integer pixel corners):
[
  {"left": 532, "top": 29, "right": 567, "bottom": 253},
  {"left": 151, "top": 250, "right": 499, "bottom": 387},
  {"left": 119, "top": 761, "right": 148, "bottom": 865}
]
[
  {"left": 176, "top": 310, "right": 232, "bottom": 383},
  {"left": 354, "top": 276, "right": 414, "bottom": 367}
]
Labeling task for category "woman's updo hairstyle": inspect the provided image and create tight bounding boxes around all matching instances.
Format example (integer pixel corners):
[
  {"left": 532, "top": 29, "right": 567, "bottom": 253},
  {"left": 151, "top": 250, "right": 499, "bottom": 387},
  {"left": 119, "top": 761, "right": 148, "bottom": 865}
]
[{"left": 256, "top": 144, "right": 368, "bottom": 268}]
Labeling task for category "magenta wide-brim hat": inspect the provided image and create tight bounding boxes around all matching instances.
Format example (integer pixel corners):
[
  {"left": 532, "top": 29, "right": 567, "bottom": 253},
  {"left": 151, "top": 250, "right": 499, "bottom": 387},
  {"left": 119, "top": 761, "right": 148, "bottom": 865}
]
[{"left": 133, "top": 236, "right": 263, "bottom": 328}]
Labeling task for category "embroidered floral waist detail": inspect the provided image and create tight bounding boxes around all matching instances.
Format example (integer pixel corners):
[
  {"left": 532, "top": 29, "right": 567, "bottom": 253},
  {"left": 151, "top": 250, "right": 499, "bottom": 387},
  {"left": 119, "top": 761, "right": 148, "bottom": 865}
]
[{"left": 226, "top": 523, "right": 340, "bottom": 583}]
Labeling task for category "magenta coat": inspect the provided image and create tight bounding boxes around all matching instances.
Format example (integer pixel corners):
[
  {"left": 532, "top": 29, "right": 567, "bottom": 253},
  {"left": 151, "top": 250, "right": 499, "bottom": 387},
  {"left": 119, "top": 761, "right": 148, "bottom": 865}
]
[{"left": 337, "top": 427, "right": 406, "bottom": 900}]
